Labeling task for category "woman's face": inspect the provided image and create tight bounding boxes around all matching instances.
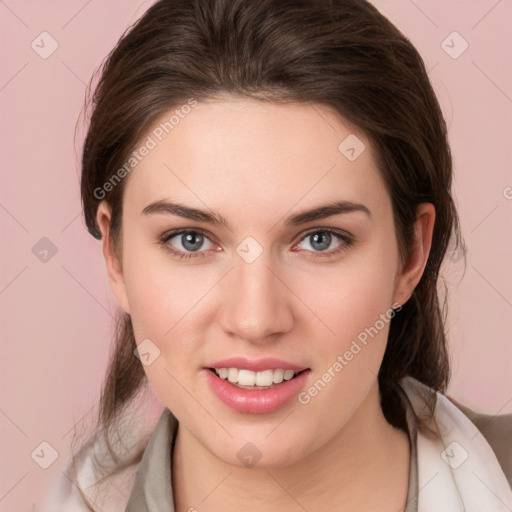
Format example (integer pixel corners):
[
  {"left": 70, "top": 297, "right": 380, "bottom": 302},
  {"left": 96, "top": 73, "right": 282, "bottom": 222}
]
[{"left": 98, "top": 98, "right": 427, "bottom": 468}]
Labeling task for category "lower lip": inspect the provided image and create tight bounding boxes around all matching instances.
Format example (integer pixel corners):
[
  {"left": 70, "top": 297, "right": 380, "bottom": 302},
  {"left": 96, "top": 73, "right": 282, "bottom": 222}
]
[{"left": 203, "top": 368, "right": 311, "bottom": 414}]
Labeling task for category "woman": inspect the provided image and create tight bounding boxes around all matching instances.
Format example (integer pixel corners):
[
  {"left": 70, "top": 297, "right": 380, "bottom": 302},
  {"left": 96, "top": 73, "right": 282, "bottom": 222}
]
[{"left": 38, "top": 0, "right": 512, "bottom": 511}]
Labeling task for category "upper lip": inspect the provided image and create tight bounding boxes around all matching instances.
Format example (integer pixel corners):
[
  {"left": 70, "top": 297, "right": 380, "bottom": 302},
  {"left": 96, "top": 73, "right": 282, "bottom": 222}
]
[{"left": 204, "top": 357, "right": 309, "bottom": 372}]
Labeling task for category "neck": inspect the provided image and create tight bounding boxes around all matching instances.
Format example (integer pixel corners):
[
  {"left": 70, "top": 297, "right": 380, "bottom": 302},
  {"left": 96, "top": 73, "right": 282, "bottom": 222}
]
[{"left": 172, "top": 380, "right": 410, "bottom": 512}]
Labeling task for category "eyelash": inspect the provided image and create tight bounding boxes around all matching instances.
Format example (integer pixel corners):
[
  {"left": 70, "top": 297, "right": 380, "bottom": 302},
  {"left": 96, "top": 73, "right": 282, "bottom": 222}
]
[{"left": 159, "top": 228, "right": 353, "bottom": 261}]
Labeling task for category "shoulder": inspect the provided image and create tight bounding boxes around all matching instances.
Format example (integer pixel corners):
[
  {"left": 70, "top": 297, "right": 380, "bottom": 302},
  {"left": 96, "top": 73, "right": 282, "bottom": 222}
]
[
  {"left": 36, "top": 449, "right": 141, "bottom": 512},
  {"left": 36, "top": 405, "right": 161, "bottom": 511},
  {"left": 446, "top": 395, "right": 512, "bottom": 488},
  {"left": 398, "top": 376, "right": 512, "bottom": 489}
]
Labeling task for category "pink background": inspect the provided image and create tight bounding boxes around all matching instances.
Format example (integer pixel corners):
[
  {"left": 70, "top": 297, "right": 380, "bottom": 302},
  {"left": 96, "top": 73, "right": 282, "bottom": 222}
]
[{"left": 1, "top": 1, "right": 511, "bottom": 510}]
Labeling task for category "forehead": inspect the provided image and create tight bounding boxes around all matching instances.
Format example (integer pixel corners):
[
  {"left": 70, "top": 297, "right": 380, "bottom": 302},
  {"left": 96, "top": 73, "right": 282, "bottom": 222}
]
[{"left": 122, "top": 98, "right": 388, "bottom": 221}]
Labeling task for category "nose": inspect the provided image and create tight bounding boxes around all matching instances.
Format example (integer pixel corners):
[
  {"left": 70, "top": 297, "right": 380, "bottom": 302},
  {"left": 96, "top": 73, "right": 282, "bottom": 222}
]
[{"left": 218, "top": 252, "right": 294, "bottom": 344}]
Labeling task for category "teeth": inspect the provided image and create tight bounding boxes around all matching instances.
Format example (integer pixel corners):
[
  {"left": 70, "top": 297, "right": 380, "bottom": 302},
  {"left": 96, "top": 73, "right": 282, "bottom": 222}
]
[
  {"left": 214, "top": 367, "right": 301, "bottom": 386},
  {"left": 256, "top": 369, "right": 275, "bottom": 386},
  {"left": 283, "top": 369, "right": 296, "bottom": 381},
  {"left": 238, "top": 369, "right": 258, "bottom": 386},
  {"left": 273, "top": 368, "right": 284, "bottom": 384}
]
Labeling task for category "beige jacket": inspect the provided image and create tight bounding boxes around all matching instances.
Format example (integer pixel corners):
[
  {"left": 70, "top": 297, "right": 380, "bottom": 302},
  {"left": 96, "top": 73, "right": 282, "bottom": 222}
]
[{"left": 37, "top": 379, "right": 512, "bottom": 511}]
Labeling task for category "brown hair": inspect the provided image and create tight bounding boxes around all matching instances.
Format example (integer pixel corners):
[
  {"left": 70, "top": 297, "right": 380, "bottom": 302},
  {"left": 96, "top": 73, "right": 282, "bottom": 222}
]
[{"left": 73, "top": 0, "right": 465, "bottom": 507}]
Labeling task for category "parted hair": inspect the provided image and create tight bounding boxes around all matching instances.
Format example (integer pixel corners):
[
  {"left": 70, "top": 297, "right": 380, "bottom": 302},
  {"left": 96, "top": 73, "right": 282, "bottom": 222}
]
[{"left": 73, "top": 0, "right": 464, "bottom": 508}]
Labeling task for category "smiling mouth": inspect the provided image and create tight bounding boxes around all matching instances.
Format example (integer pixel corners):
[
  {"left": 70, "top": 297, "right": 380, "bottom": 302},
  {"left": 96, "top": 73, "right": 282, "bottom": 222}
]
[{"left": 207, "top": 367, "right": 309, "bottom": 389}]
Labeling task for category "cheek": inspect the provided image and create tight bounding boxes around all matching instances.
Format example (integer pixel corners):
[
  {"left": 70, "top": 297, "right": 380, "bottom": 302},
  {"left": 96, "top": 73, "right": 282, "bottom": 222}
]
[
  {"left": 121, "top": 242, "right": 215, "bottom": 381},
  {"left": 121, "top": 240, "right": 191, "bottom": 337},
  {"left": 294, "top": 268, "right": 397, "bottom": 419},
  {"left": 300, "top": 244, "right": 398, "bottom": 365},
  {"left": 121, "top": 248, "right": 206, "bottom": 408}
]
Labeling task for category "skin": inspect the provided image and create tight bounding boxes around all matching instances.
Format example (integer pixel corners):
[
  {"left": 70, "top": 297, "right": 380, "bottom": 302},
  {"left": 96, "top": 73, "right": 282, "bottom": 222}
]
[{"left": 96, "top": 97, "right": 435, "bottom": 511}]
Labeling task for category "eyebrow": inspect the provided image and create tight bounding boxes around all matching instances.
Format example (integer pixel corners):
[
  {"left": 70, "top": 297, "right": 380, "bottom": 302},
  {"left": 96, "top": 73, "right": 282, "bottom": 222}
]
[{"left": 141, "top": 199, "right": 371, "bottom": 229}]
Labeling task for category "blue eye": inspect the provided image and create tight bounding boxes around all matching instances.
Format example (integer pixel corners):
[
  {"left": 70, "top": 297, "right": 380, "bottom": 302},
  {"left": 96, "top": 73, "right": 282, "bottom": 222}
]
[
  {"left": 159, "top": 228, "right": 353, "bottom": 260},
  {"left": 296, "top": 229, "right": 351, "bottom": 256},
  {"left": 160, "top": 229, "right": 216, "bottom": 259}
]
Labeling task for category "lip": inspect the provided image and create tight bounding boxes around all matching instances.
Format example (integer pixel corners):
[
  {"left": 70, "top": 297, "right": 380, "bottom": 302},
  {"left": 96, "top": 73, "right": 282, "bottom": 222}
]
[
  {"left": 204, "top": 357, "right": 309, "bottom": 372},
  {"left": 203, "top": 367, "right": 311, "bottom": 414}
]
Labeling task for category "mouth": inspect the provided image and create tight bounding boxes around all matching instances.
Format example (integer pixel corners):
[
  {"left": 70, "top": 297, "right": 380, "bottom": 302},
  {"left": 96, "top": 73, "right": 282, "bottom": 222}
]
[
  {"left": 203, "top": 365, "right": 312, "bottom": 414},
  {"left": 206, "top": 367, "right": 310, "bottom": 390}
]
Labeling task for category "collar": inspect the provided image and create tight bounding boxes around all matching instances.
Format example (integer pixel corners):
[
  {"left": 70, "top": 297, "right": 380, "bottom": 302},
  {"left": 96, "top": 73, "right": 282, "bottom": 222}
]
[
  {"left": 124, "top": 405, "right": 178, "bottom": 511},
  {"left": 124, "top": 376, "right": 511, "bottom": 511},
  {"left": 398, "top": 376, "right": 512, "bottom": 511}
]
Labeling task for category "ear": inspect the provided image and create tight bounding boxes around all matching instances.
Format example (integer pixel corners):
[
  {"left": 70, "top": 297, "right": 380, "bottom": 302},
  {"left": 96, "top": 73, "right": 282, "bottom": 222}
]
[
  {"left": 392, "top": 203, "right": 436, "bottom": 307},
  {"left": 96, "top": 201, "right": 131, "bottom": 315}
]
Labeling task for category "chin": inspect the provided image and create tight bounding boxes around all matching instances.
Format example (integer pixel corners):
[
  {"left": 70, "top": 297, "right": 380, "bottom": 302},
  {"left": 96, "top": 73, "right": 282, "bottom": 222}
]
[{"left": 207, "top": 435, "right": 307, "bottom": 470}]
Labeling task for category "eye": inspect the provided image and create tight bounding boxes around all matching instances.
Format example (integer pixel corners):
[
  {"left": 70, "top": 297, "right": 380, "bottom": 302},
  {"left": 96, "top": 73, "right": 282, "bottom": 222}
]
[
  {"left": 159, "top": 227, "right": 353, "bottom": 261},
  {"left": 294, "top": 228, "right": 352, "bottom": 257},
  {"left": 160, "top": 229, "right": 218, "bottom": 259}
]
